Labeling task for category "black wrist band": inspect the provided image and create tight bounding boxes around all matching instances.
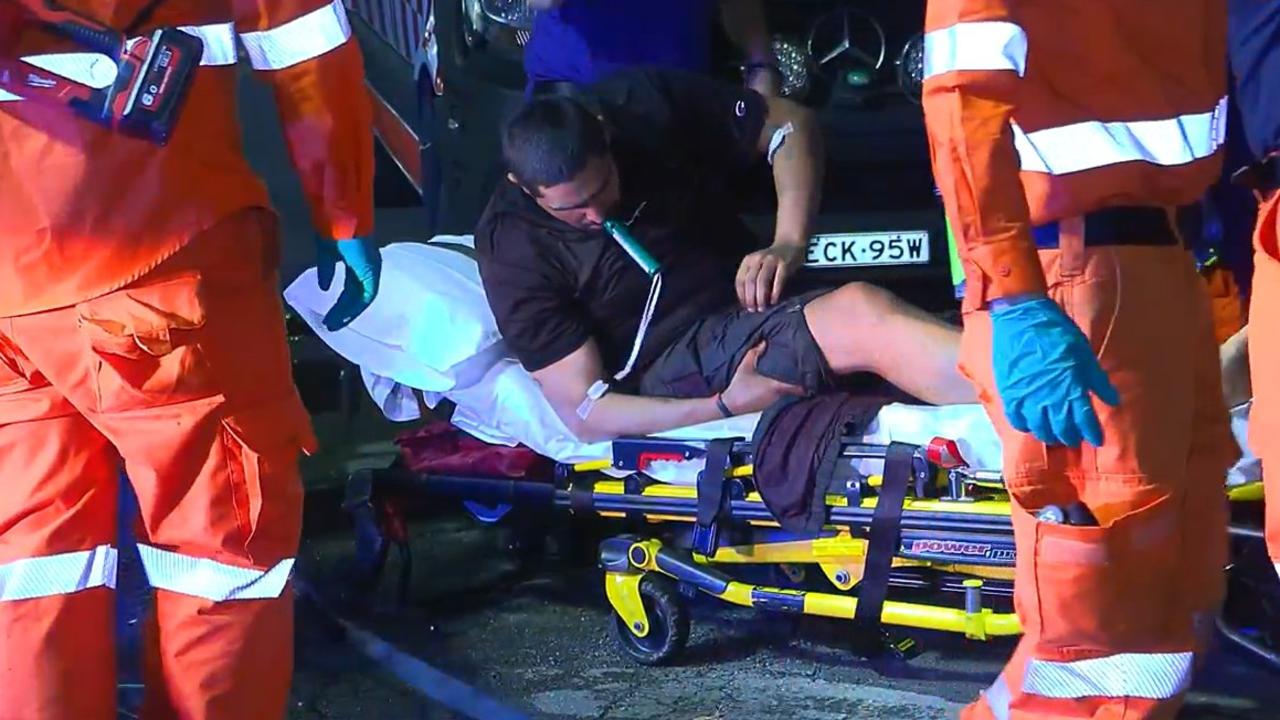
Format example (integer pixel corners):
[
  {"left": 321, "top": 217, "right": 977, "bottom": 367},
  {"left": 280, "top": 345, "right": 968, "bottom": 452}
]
[{"left": 715, "top": 393, "right": 735, "bottom": 418}]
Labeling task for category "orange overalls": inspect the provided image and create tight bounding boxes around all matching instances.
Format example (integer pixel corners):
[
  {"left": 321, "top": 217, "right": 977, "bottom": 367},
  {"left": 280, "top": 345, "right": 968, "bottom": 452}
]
[
  {"left": 923, "top": 2, "right": 1236, "bottom": 718},
  {"left": 0, "top": 1, "right": 372, "bottom": 718},
  {"left": 1227, "top": 0, "right": 1280, "bottom": 596},
  {"left": 1251, "top": 188, "right": 1280, "bottom": 575},
  {"left": 1249, "top": 180, "right": 1280, "bottom": 576}
]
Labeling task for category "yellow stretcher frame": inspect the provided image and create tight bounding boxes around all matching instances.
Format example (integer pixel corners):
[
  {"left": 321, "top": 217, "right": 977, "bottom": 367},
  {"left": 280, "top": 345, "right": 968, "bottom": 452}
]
[
  {"left": 604, "top": 536, "right": 1022, "bottom": 645},
  {"left": 554, "top": 454, "right": 1267, "bottom": 664},
  {"left": 551, "top": 455, "right": 1027, "bottom": 663}
]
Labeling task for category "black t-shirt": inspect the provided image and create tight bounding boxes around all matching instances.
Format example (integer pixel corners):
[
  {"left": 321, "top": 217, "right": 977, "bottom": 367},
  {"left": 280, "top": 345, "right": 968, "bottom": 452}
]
[{"left": 475, "top": 69, "right": 769, "bottom": 376}]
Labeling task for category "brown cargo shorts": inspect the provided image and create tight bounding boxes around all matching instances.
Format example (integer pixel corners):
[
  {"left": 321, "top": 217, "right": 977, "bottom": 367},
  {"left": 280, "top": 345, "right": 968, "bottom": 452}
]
[{"left": 636, "top": 289, "right": 835, "bottom": 399}]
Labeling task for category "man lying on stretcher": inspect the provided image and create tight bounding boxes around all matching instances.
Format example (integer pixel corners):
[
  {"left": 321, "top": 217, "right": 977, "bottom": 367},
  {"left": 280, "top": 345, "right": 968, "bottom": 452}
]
[{"left": 476, "top": 69, "right": 976, "bottom": 443}]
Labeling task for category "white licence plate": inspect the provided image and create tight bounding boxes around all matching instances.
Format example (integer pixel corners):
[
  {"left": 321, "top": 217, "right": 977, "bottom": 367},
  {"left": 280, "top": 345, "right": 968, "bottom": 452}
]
[{"left": 805, "top": 230, "right": 931, "bottom": 268}]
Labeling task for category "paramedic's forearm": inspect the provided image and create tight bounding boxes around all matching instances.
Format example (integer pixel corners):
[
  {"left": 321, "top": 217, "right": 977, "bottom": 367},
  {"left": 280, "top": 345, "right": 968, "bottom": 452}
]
[
  {"left": 264, "top": 41, "right": 375, "bottom": 240},
  {"left": 769, "top": 105, "right": 823, "bottom": 248},
  {"left": 573, "top": 393, "right": 723, "bottom": 443},
  {"left": 920, "top": 0, "right": 1043, "bottom": 300}
]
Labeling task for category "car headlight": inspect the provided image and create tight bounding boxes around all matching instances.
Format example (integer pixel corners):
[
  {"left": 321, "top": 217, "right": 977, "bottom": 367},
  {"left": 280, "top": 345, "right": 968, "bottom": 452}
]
[
  {"left": 462, "top": 0, "right": 533, "bottom": 54},
  {"left": 772, "top": 36, "right": 811, "bottom": 100},
  {"left": 480, "top": 0, "right": 535, "bottom": 31},
  {"left": 896, "top": 32, "right": 925, "bottom": 104}
]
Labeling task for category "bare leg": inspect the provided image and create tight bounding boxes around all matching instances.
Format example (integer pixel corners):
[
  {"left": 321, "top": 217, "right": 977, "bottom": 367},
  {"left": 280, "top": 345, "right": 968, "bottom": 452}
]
[
  {"left": 802, "top": 282, "right": 977, "bottom": 405},
  {"left": 1220, "top": 324, "right": 1251, "bottom": 409}
]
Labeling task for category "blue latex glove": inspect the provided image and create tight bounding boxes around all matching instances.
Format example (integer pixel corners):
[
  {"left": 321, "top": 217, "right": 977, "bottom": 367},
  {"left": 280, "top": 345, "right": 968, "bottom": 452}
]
[
  {"left": 990, "top": 296, "right": 1120, "bottom": 447},
  {"left": 315, "top": 236, "right": 381, "bottom": 331}
]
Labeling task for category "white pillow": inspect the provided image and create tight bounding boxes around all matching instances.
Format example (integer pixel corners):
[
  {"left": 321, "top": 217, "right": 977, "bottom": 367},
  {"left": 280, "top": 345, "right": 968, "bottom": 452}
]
[{"left": 284, "top": 237, "right": 504, "bottom": 393}]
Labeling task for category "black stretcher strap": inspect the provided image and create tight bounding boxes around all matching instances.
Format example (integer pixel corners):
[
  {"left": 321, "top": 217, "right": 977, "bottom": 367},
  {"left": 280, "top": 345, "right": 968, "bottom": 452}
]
[
  {"left": 569, "top": 477, "right": 594, "bottom": 516},
  {"left": 623, "top": 474, "right": 649, "bottom": 525},
  {"left": 853, "top": 442, "right": 914, "bottom": 632},
  {"left": 693, "top": 439, "right": 734, "bottom": 555}
]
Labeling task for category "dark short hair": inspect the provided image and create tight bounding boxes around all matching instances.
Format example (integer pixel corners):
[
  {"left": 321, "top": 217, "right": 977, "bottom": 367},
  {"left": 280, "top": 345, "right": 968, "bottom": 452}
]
[{"left": 501, "top": 96, "right": 608, "bottom": 194}]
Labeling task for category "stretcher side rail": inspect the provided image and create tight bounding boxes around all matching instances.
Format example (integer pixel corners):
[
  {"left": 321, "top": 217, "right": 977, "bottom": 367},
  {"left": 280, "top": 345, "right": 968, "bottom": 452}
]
[
  {"left": 610, "top": 434, "right": 937, "bottom": 473},
  {"left": 405, "top": 470, "right": 1015, "bottom": 536}
]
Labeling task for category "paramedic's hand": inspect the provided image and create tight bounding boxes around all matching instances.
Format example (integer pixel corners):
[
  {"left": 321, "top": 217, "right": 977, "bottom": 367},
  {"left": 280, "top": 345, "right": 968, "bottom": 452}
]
[
  {"left": 736, "top": 242, "right": 805, "bottom": 312},
  {"left": 990, "top": 296, "right": 1120, "bottom": 447},
  {"left": 720, "top": 341, "right": 805, "bottom": 415},
  {"left": 315, "top": 235, "right": 382, "bottom": 331}
]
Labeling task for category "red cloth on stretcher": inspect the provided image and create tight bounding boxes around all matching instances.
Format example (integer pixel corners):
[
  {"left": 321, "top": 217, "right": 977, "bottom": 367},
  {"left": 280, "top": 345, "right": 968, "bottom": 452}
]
[{"left": 395, "top": 421, "right": 553, "bottom": 479}]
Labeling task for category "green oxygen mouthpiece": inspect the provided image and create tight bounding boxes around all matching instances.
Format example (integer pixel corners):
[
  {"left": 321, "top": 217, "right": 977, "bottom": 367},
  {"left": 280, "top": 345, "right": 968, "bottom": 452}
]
[{"left": 602, "top": 218, "right": 661, "bottom": 277}]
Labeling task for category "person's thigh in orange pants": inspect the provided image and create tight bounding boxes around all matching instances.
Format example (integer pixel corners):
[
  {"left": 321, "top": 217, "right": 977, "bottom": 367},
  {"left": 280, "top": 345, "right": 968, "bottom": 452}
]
[
  {"left": 957, "top": 242, "right": 1235, "bottom": 720},
  {"left": 0, "top": 362, "right": 121, "bottom": 719},
  {"left": 0, "top": 209, "right": 316, "bottom": 720},
  {"left": 1249, "top": 190, "right": 1280, "bottom": 573}
]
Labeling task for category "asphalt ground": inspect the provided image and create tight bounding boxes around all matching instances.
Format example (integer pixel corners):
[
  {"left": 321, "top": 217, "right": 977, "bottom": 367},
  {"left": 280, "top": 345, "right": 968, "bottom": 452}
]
[{"left": 285, "top": 507, "right": 1280, "bottom": 720}]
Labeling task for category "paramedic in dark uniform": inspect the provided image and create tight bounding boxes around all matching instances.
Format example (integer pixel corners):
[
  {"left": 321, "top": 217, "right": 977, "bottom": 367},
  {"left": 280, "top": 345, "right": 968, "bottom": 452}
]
[
  {"left": 524, "top": 0, "right": 781, "bottom": 97},
  {"left": 1228, "top": 0, "right": 1280, "bottom": 578},
  {"left": 475, "top": 69, "right": 975, "bottom": 442}
]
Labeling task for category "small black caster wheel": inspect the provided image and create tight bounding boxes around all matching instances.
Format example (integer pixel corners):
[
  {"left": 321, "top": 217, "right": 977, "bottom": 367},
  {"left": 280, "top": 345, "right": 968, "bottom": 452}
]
[{"left": 610, "top": 576, "right": 690, "bottom": 666}]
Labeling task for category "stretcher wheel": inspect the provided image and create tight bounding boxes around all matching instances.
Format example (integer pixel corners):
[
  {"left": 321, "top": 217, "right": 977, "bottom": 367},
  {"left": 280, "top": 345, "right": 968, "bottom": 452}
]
[{"left": 611, "top": 576, "right": 689, "bottom": 666}]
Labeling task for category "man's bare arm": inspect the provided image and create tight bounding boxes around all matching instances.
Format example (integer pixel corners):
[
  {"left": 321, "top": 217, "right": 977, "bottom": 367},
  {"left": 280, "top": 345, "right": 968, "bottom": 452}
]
[
  {"left": 1221, "top": 324, "right": 1251, "bottom": 409},
  {"left": 759, "top": 94, "right": 823, "bottom": 248},
  {"left": 719, "top": 0, "right": 778, "bottom": 95},
  {"left": 719, "top": 0, "right": 771, "bottom": 62},
  {"left": 533, "top": 341, "right": 723, "bottom": 443},
  {"left": 735, "top": 94, "right": 824, "bottom": 310}
]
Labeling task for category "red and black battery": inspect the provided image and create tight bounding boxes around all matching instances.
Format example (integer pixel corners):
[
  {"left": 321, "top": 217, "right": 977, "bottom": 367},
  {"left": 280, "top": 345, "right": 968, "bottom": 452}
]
[{"left": 0, "top": 1, "right": 202, "bottom": 144}]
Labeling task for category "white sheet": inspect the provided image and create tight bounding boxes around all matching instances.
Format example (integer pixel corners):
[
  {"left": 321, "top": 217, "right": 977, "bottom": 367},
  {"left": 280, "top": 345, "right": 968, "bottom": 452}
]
[
  {"left": 284, "top": 238, "right": 507, "bottom": 407},
  {"left": 284, "top": 238, "right": 1258, "bottom": 485}
]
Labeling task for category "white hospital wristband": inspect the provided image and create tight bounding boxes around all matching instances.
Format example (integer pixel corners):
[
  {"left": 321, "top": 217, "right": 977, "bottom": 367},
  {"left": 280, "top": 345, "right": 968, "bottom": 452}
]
[{"left": 576, "top": 380, "right": 611, "bottom": 420}]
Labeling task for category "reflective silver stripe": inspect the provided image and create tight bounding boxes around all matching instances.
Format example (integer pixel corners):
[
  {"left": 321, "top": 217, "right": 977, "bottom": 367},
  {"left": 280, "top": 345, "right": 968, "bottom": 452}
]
[
  {"left": 178, "top": 22, "right": 239, "bottom": 67},
  {"left": 1013, "top": 95, "right": 1228, "bottom": 175},
  {"left": 923, "top": 21, "right": 1224, "bottom": 176},
  {"left": 1023, "top": 652, "right": 1194, "bottom": 700},
  {"left": 923, "top": 21, "right": 1027, "bottom": 79},
  {"left": 0, "top": 545, "right": 117, "bottom": 601},
  {"left": 0, "top": 90, "right": 19, "bottom": 102},
  {"left": 137, "top": 544, "right": 294, "bottom": 602},
  {"left": 984, "top": 674, "right": 1011, "bottom": 720},
  {"left": 239, "top": 0, "right": 352, "bottom": 71}
]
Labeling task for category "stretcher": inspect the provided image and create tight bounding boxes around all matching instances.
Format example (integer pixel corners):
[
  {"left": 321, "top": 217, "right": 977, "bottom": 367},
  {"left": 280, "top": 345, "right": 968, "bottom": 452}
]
[
  {"left": 280, "top": 239, "right": 1278, "bottom": 668},
  {"left": 343, "top": 425, "right": 1274, "bottom": 667}
]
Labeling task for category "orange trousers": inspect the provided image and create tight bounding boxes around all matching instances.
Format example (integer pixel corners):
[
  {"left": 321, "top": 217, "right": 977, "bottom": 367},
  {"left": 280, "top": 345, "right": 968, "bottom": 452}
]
[
  {"left": 0, "top": 210, "right": 315, "bottom": 720},
  {"left": 958, "top": 239, "right": 1235, "bottom": 720},
  {"left": 1249, "top": 190, "right": 1280, "bottom": 571}
]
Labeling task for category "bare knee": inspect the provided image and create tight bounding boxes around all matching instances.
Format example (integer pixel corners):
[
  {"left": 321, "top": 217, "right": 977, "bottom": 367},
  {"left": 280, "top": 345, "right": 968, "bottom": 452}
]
[
  {"left": 803, "top": 282, "right": 899, "bottom": 372},
  {"left": 823, "top": 282, "right": 899, "bottom": 327}
]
